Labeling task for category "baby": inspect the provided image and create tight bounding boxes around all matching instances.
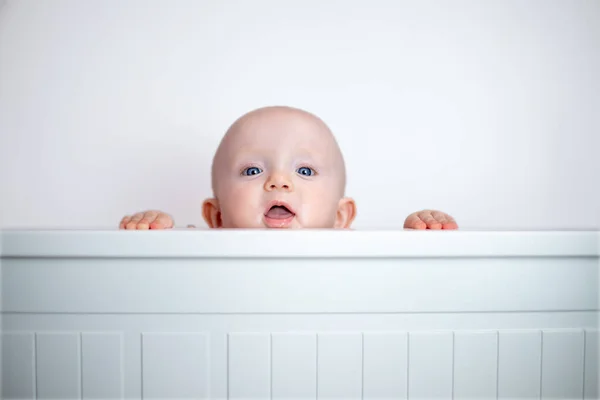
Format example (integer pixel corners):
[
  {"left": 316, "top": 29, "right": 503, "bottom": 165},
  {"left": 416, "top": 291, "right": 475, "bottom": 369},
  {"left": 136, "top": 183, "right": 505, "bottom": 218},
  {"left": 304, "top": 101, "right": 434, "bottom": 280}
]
[{"left": 119, "top": 106, "right": 458, "bottom": 230}]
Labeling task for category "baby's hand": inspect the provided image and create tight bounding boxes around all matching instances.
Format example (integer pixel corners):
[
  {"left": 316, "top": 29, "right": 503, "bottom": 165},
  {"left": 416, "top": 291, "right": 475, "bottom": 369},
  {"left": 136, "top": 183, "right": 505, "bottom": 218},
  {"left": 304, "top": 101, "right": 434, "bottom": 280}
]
[
  {"left": 403, "top": 210, "right": 458, "bottom": 230},
  {"left": 119, "top": 210, "right": 174, "bottom": 230}
]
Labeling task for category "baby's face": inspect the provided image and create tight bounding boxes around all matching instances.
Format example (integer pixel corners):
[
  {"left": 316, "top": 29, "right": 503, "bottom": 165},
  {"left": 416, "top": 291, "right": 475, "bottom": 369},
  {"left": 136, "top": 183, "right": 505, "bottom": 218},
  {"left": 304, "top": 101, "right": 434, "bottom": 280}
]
[{"left": 205, "top": 108, "right": 354, "bottom": 229}]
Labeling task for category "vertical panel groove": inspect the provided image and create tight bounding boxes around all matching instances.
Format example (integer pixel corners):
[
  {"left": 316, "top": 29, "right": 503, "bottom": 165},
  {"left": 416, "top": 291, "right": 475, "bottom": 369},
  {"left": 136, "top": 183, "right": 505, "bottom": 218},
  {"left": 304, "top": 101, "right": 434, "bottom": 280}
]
[
  {"left": 34, "top": 333, "right": 38, "bottom": 400},
  {"left": 361, "top": 333, "right": 364, "bottom": 400},
  {"left": 495, "top": 331, "right": 499, "bottom": 400},
  {"left": 406, "top": 332, "right": 410, "bottom": 400},
  {"left": 316, "top": 334, "right": 319, "bottom": 400},
  {"left": 140, "top": 334, "right": 144, "bottom": 400},
  {"left": 206, "top": 333, "right": 211, "bottom": 400},
  {"left": 79, "top": 332, "right": 83, "bottom": 400},
  {"left": 227, "top": 334, "right": 230, "bottom": 400},
  {"left": 582, "top": 330, "right": 587, "bottom": 400},
  {"left": 539, "top": 330, "right": 544, "bottom": 400},
  {"left": 120, "top": 334, "right": 125, "bottom": 400},
  {"left": 270, "top": 333, "right": 273, "bottom": 400},
  {"left": 451, "top": 331, "right": 455, "bottom": 400}
]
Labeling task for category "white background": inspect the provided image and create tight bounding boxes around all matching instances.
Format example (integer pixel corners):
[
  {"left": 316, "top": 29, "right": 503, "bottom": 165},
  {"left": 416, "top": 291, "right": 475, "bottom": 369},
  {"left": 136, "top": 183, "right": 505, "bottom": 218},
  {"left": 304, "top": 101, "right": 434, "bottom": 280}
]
[{"left": 1, "top": 0, "right": 598, "bottom": 230}]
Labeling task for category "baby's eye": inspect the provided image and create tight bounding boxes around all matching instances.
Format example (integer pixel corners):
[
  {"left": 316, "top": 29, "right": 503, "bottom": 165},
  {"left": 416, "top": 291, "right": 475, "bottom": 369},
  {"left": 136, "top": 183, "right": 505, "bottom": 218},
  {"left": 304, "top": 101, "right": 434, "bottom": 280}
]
[
  {"left": 297, "top": 167, "right": 315, "bottom": 176},
  {"left": 242, "top": 167, "right": 262, "bottom": 176}
]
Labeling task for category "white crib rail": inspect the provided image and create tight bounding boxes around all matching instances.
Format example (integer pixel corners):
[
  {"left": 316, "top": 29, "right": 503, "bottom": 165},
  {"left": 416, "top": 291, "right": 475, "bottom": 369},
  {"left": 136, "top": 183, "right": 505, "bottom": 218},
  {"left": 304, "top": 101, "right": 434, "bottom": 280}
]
[{"left": 1, "top": 229, "right": 599, "bottom": 400}]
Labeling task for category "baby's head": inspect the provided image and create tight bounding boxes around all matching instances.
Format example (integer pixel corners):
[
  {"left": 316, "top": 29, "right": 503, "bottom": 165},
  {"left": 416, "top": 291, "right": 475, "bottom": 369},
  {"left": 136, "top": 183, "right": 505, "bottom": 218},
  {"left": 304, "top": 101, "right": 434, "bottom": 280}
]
[{"left": 202, "top": 106, "right": 356, "bottom": 229}]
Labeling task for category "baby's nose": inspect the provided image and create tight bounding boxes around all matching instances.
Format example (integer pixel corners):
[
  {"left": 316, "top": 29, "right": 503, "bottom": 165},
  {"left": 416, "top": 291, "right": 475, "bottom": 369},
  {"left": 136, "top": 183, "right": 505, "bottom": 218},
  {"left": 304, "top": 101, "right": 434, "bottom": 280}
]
[{"left": 265, "top": 173, "right": 294, "bottom": 191}]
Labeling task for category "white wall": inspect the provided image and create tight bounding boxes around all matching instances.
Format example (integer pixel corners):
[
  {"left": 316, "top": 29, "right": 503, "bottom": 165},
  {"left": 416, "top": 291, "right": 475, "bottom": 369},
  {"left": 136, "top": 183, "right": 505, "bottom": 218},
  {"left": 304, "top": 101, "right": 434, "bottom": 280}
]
[{"left": 1, "top": 0, "right": 598, "bottom": 230}]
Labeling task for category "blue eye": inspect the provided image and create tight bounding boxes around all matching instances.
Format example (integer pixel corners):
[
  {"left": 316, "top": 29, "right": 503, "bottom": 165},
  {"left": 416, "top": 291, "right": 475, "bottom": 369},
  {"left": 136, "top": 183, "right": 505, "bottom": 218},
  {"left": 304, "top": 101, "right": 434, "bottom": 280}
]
[
  {"left": 243, "top": 167, "right": 262, "bottom": 176},
  {"left": 297, "top": 167, "right": 314, "bottom": 176}
]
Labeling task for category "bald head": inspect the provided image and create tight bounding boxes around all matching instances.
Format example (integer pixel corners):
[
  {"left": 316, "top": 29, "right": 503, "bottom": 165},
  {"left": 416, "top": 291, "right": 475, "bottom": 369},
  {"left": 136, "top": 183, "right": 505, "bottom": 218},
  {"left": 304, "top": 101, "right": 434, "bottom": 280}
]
[{"left": 210, "top": 106, "right": 347, "bottom": 196}]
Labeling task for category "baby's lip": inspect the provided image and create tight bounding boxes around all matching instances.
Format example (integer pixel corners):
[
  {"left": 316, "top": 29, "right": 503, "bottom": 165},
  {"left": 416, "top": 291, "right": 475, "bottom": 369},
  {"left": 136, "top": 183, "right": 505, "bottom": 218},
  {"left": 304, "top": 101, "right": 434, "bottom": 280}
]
[{"left": 264, "top": 200, "right": 296, "bottom": 215}]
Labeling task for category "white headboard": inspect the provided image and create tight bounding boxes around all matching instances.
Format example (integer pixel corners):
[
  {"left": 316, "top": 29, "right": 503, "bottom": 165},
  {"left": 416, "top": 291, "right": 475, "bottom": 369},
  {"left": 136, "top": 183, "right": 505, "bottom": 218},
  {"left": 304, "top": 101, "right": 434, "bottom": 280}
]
[{"left": 1, "top": 229, "right": 599, "bottom": 399}]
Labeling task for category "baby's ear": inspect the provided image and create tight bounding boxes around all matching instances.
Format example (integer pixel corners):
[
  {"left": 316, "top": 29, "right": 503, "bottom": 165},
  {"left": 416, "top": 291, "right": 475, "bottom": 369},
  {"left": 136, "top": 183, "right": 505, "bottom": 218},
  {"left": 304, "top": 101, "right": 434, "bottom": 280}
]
[
  {"left": 202, "top": 198, "right": 222, "bottom": 228},
  {"left": 335, "top": 197, "right": 357, "bottom": 229}
]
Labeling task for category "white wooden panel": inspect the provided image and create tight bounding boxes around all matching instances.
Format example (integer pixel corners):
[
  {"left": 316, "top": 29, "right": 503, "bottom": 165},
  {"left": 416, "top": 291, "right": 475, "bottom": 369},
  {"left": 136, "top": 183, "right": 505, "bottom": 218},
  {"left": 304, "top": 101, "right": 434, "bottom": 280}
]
[
  {"left": 584, "top": 330, "right": 599, "bottom": 399},
  {"left": 453, "top": 331, "right": 498, "bottom": 399},
  {"left": 408, "top": 332, "right": 453, "bottom": 399},
  {"left": 541, "top": 330, "right": 585, "bottom": 399},
  {"left": 363, "top": 332, "right": 408, "bottom": 400},
  {"left": 1, "top": 332, "right": 35, "bottom": 400},
  {"left": 317, "top": 333, "right": 363, "bottom": 399},
  {"left": 142, "top": 332, "right": 209, "bottom": 399},
  {"left": 36, "top": 332, "right": 81, "bottom": 399},
  {"left": 271, "top": 333, "right": 317, "bottom": 399},
  {"left": 3, "top": 257, "right": 597, "bottom": 314},
  {"left": 498, "top": 330, "right": 542, "bottom": 399},
  {"left": 3, "top": 230, "right": 596, "bottom": 258},
  {"left": 228, "top": 333, "right": 271, "bottom": 400},
  {"left": 0, "top": 230, "right": 598, "bottom": 400},
  {"left": 81, "top": 332, "right": 122, "bottom": 399}
]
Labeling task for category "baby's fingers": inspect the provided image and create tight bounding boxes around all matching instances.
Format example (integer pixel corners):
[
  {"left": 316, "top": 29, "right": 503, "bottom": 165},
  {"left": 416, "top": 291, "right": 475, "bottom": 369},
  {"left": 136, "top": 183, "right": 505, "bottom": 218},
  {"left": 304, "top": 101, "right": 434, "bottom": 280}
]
[
  {"left": 136, "top": 210, "right": 160, "bottom": 230},
  {"left": 120, "top": 210, "right": 174, "bottom": 230},
  {"left": 403, "top": 213, "right": 427, "bottom": 230},
  {"left": 149, "top": 213, "right": 174, "bottom": 229},
  {"left": 418, "top": 210, "right": 442, "bottom": 230},
  {"left": 124, "top": 212, "right": 146, "bottom": 230},
  {"left": 431, "top": 211, "right": 458, "bottom": 230},
  {"left": 119, "top": 215, "right": 132, "bottom": 229}
]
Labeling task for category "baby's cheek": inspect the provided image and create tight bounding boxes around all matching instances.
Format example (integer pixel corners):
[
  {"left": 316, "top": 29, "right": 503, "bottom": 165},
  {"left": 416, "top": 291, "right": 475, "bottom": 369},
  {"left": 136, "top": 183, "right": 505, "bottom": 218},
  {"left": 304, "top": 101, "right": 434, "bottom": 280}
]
[
  {"left": 220, "top": 205, "right": 257, "bottom": 228},
  {"left": 222, "top": 186, "right": 265, "bottom": 228},
  {"left": 301, "top": 195, "right": 339, "bottom": 228}
]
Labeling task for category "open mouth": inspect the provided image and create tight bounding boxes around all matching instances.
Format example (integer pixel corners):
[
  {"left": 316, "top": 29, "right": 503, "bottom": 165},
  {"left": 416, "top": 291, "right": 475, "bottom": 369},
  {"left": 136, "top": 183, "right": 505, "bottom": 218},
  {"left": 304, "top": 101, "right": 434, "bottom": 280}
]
[
  {"left": 264, "top": 203, "right": 295, "bottom": 220},
  {"left": 263, "top": 201, "right": 296, "bottom": 227}
]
